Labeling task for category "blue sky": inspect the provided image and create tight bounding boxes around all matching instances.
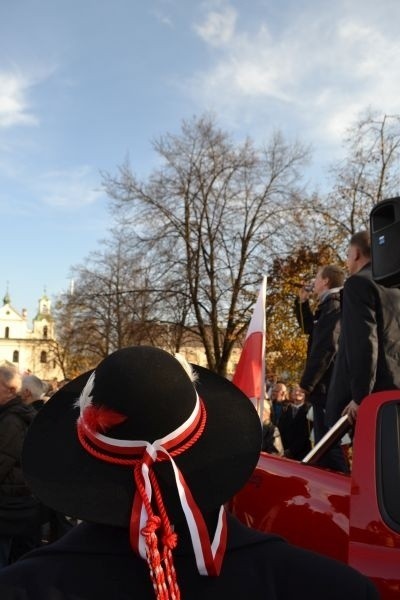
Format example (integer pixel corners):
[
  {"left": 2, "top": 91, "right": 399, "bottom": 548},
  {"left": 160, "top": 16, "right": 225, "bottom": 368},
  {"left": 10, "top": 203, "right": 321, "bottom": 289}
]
[{"left": 1, "top": 0, "right": 400, "bottom": 322}]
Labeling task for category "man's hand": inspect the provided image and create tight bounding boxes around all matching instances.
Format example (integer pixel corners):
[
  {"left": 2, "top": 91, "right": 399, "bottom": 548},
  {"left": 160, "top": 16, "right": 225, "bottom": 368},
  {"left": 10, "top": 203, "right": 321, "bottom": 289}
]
[
  {"left": 299, "top": 288, "right": 311, "bottom": 303},
  {"left": 341, "top": 400, "right": 359, "bottom": 425}
]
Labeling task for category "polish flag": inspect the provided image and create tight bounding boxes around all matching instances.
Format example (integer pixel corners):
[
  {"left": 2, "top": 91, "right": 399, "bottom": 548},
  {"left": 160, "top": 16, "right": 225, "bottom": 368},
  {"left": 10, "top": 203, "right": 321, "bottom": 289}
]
[{"left": 232, "top": 276, "right": 267, "bottom": 417}]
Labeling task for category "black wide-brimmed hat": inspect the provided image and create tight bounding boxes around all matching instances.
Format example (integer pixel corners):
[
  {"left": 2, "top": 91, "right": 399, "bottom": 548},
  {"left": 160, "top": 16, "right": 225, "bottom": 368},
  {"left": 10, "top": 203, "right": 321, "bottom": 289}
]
[{"left": 23, "top": 346, "right": 261, "bottom": 528}]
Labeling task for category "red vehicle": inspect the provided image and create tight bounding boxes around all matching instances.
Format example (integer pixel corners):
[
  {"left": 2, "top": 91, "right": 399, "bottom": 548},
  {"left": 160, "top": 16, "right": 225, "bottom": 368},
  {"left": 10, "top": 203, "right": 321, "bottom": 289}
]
[{"left": 231, "top": 390, "right": 400, "bottom": 599}]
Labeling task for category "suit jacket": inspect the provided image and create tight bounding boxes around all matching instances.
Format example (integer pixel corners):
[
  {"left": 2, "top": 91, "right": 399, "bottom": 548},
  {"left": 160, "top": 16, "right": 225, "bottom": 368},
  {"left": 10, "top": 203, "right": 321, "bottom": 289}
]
[
  {"left": 0, "top": 513, "right": 378, "bottom": 599},
  {"left": 277, "top": 403, "right": 311, "bottom": 460},
  {"left": 326, "top": 263, "right": 400, "bottom": 424}
]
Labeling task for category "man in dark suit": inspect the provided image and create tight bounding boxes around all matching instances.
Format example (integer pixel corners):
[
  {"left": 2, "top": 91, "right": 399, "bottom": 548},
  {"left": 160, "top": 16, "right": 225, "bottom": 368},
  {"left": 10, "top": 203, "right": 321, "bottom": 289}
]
[{"left": 326, "top": 230, "right": 400, "bottom": 426}]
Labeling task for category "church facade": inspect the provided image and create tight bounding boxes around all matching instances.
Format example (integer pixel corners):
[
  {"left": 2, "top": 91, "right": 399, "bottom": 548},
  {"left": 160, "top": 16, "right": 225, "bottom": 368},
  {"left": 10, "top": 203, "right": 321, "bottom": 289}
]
[{"left": 0, "top": 291, "right": 63, "bottom": 381}]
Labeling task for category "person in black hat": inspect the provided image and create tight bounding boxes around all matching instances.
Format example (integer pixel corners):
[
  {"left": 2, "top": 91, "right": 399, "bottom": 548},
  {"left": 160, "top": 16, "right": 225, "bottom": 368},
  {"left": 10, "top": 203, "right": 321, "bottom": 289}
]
[{"left": 0, "top": 346, "right": 377, "bottom": 599}]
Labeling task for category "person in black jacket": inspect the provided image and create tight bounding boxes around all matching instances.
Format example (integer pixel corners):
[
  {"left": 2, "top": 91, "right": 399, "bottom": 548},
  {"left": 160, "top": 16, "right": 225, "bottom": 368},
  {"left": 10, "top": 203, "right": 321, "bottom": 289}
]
[
  {"left": 0, "top": 347, "right": 378, "bottom": 599},
  {"left": 295, "top": 265, "right": 344, "bottom": 444},
  {"left": 278, "top": 386, "right": 311, "bottom": 460},
  {"left": 326, "top": 231, "right": 400, "bottom": 426},
  {"left": 0, "top": 366, "right": 40, "bottom": 569}
]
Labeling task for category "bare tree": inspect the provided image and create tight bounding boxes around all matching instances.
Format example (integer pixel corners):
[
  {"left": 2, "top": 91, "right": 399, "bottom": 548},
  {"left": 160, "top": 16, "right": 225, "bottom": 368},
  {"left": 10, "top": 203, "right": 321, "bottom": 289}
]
[
  {"left": 103, "top": 115, "right": 310, "bottom": 375},
  {"left": 53, "top": 111, "right": 400, "bottom": 379},
  {"left": 53, "top": 226, "right": 161, "bottom": 372},
  {"left": 51, "top": 298, "right": 94, "bottom": 378},
  {"left": 305, "top": 111, "right": 400, "bottom": 256}
]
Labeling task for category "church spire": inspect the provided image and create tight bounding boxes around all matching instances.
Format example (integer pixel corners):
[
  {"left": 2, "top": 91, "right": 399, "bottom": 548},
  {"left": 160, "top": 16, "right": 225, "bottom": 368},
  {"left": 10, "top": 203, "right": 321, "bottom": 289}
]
[{"left": 3, "top": 282, "right": 10, "bottom": 305}]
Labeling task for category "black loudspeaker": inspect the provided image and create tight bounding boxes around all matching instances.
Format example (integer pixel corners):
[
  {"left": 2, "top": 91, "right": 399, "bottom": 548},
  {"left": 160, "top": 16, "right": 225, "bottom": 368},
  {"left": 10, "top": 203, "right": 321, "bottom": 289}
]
[{"left": 370, "top": 197, "right": 400, "bottom": 287}]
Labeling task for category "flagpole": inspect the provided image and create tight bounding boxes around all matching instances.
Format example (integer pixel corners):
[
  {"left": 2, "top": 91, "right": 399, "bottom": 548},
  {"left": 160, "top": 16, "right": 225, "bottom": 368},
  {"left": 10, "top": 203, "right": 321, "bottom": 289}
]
[
  {"left": 232, "top": 275, "right": 267, "bottom": 423},
  {"left": 257, "top": 275, "right": 266, "bottom": 420}
]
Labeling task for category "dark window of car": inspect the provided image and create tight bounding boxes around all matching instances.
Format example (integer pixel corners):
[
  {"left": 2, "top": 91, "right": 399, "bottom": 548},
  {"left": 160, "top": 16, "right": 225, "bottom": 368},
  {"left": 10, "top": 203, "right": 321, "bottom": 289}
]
[{"left": 377, "top": 401, "right": 400, "bottom": 531}]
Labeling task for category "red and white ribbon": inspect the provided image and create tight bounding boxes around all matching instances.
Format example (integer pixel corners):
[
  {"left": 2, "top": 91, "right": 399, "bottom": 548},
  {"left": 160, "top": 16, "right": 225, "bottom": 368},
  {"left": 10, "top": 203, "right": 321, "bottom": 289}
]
[{"left": 77, "top": 388, "right": 227, "bottom": 576}]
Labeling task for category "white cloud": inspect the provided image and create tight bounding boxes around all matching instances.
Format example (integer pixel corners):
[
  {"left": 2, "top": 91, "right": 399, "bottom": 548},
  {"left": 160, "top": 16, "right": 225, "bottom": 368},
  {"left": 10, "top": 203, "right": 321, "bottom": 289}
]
[
  {"left": 194, "top": 5, "right": 237, "bottom": 47},
  {"left": 151, "top": 8, "right": 174, "bottom": 28},
  {"left": 187, "top": 2, "right": 400, "bottom": 146},
  {"left": 35, "top": 166, "right": 105, "bottom": 209},
  {"left": 0, "top": 71, "right": 39, "bottom": 128}
]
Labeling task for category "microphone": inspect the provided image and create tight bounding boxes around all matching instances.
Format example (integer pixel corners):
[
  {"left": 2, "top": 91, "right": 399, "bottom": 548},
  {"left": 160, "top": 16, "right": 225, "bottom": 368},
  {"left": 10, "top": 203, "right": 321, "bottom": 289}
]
[{"left": 291, "top": 282, "right": 313, "bottom": 291}]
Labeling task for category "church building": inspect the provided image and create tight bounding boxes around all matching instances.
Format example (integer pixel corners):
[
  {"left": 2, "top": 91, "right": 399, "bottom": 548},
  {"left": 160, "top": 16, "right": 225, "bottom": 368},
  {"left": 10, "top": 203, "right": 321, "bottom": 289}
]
[{"left": 0, "top": 290, "right": 63, "bottom": 381}]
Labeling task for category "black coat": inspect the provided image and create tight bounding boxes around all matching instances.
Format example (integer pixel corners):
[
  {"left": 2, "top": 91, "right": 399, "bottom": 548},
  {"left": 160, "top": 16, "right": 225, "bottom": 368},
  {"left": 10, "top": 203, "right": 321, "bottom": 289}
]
[
  {"left": 298, "top": 292, "right": 341, "bottom": 399},
  {"left": 0, "top": 398, "right": 36, "bottom": 497},
  {"left": 0, "top": 513, "right": 378, "bottom": 599},
  {"left": 0, "top": 398, "right": 42, "bottom": 538},
  {"left": 294, "top": 297, "right": 314, "bottom": 337},
  {"left": 277, "top": 403, "right": 311, "bottom": 460},
  {"left": 327, "top": 264, "right": 400, "bottom": 423},
  {"left": 261, "top": 422, "right": 280, "bottom": 454}
]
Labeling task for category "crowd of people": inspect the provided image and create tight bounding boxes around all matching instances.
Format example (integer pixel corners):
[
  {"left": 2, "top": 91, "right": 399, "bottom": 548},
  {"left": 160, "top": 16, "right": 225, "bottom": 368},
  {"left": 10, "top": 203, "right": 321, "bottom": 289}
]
[
  {"left": 0, "top": 370, "right": 75, "bottom": 570},
  {"left": 262, "top": 229, "right": 400, "bottom": 474},
  {"left": 262, "top": 382, "right": 311, "bottom": 460},
  {"left": 0, "top": 226, "right": 397, "bottom": 598},
  {"left": 0, "top": 347, "right": 378, "bottom": 599}
]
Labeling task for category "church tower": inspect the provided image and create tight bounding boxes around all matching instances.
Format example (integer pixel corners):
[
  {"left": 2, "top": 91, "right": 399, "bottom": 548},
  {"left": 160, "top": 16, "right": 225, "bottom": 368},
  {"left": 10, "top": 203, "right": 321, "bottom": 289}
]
[
  {"left": 33, "top": 292, "right": 55, "bottom": 339},
  {"left": 0, "top": 288, "right": 61, "bottom": 379}
]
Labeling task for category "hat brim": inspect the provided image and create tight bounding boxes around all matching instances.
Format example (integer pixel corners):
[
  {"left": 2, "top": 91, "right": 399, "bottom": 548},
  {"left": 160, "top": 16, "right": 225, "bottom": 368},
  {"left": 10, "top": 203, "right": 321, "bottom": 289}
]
[{"left": 23, "top": 366, "right": 261, "bottom": 527}]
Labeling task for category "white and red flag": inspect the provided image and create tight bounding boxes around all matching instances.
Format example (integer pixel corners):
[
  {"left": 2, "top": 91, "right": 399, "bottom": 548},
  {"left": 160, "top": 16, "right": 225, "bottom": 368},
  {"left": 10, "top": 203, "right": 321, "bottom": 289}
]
[{"left": 232, "top": 276, "right": 267, "bottom": 418}]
